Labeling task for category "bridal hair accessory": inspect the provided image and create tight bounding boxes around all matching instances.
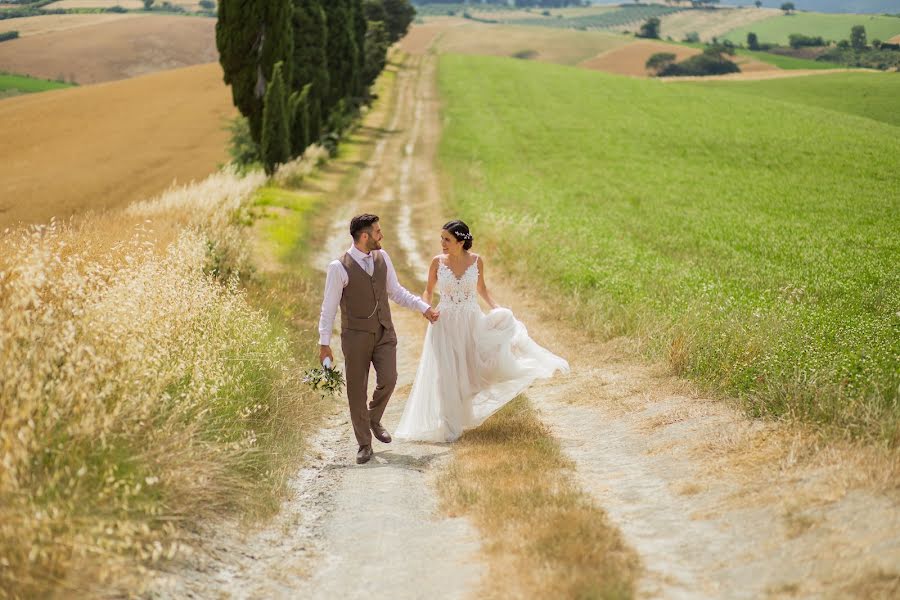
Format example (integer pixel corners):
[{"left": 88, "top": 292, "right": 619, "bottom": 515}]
[
  {"left": 303, "top": 358, "right": 345, "bottom": 398},
  {"left": 455, "top": 232, "right": 473, "bottom": 241}
]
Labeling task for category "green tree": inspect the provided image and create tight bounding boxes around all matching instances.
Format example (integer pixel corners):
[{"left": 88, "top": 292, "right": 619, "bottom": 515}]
[
  {"left": 226, "top": 116, "right": 261, "bottom": 170},
  {"left": 323, "top": 0, "right": 358, "bottom": 114},
  {"left": 645, "top": 52, "right": 676, "bottom": 75},
  {"left": 289, "top": 84, "right": 311, "bottom": 157},
  {"left": 747, "top": 32, "right": 759, "bottom": 50},
  {"left": 261, "top": 62, "right": 291, "bottom": 175},
  {"left": 851, "top": 25, "right": 867, "bottom": 50},
  {"left": 143, "top": 0, "right": 154, "bottom": 9},
  {"left": 352, "top": 0, "right": 367, "bottom": 98},
  {"left": 637, "top": 17, "right": 661, "bottom": 40},
  {"left": 363, "top": 19, "right": 390, "bottom": 87},
  {"left": 381, "top": 0, "right": 415, "bottom": 43},
  {"left": 363, "top": 0, "right": 386, "bottom": 23},
  {"left": 781, "top": 2, "right": 795, "bottom": 14},
  {"left": 755, "top": 0, "right": 762, "bottom": 7},
  {"left": 292, "top": 0, "right": 329, "bottom": 144},
  {"left": 216, "top": 0, "right": 294, "bottom": 145}
]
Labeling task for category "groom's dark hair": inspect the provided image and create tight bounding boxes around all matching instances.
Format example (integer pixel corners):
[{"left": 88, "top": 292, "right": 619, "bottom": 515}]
[{"left": 350, "top": 214, "right": 379, "bottom": 241}]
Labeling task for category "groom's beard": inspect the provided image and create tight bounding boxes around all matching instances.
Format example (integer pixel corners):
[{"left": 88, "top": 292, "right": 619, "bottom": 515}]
[{"left": 369, "top": 240, "right": 382, "bottom": 251}]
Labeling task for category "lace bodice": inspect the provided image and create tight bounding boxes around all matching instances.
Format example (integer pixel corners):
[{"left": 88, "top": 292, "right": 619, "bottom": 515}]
[{"left": 437, "top": 259, "right": 479, "bottom": 312}]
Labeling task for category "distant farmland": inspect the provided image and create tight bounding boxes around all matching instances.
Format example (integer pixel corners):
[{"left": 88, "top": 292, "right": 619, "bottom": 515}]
[
  {"left": 435, "top": 22, "right": 630, "bottom": 66},
  {"left": 0, "top": 63, "right": 235, "bottom": 229},
  {"left": 0, "top": 14, "right": 217, "bottom": 84},
  {"left": 723, "top": 12, "right": 900, "bottom": 45}
]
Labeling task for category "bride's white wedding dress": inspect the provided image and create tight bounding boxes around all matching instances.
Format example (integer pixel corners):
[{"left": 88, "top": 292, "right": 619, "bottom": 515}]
[{"left": 395, "top": 257, "right": 569, "bottom": 442}]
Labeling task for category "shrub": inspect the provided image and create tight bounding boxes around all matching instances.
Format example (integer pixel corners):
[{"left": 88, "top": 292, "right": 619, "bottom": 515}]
[
  {"left": 199, "top": 0, "right": 215, "bottom": 9},
  {"left": 659, "top": 53, "right": 741, "bottom": 77},
  {"left": 683, "top": 31, "right": 700, "bottom": 43},
  {"left": 646, "top": 52, "right": 676, "bottom": 75},
  {"left": 788, "top": 33, "right": 826, "bottom": 48},
  {"left": 0, "top": 30, "right": 18, "bottom": 42},
  {"left": 705, "top": 41, "right": 736, "bottom": 57}
]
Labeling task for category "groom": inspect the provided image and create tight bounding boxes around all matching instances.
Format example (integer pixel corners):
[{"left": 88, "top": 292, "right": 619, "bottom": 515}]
[{"left": 318, "top": 214, "right": 439, "bottom": 464}]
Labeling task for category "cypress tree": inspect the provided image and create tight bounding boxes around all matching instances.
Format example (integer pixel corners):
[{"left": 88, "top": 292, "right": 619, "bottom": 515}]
[
  {"left": 381, "top": 0, "right": 415, "bottom": 44},
  {"left": 216, "top": 0, "right": 294, "bottom": 145},
  {"left": 289, "top": 84, "right": 311, "bottom": 158},
  {"left": 292, "top": 0, "right": 329, "bottom": 144},
  {"left": 362, "top": 20, "right": 390, "bottom": 88},
  {"left": 261, "top": 62, "right": 291, "bottom": 175},
  {"left": 351, "top": 0, "right": 367, "bottom": 98},
  {"left": 323, "top": 0, "right": 358, "bottom": 117}
]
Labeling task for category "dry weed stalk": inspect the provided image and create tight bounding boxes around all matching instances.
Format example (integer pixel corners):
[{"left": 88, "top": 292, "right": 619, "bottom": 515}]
[{"left": 0, "top": 165, "right": 317, "bottom": 597}]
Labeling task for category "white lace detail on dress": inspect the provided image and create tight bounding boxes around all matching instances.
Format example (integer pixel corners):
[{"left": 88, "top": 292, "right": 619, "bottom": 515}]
[{"left": 437, "top": 259, "right": 479, "bottom": 314}]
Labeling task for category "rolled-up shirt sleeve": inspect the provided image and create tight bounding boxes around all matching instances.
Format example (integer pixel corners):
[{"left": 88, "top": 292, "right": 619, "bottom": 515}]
[
  {"left": 318, "top": 261, "right": 347, "bottom": 346},
  {"left": 381, "top": 250, "right": 429, "bottom": 314}
]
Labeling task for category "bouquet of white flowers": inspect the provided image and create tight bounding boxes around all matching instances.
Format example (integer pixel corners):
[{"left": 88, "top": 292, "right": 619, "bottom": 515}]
[{"left": 302, "top": 357, "right": 345, "bottom": 398}]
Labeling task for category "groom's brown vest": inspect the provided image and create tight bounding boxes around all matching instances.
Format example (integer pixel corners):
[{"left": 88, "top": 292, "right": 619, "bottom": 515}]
[{"left": 339, "top": 251, "right": 393, "bottom": 333}]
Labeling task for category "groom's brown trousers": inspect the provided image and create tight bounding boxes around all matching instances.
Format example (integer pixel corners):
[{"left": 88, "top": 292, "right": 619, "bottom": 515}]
[
  {"left": 341, "top": 325, "right": 397, "bottom": 447},
  {"left": 338, "top": 251, "right": 397, "bottom": 447}
]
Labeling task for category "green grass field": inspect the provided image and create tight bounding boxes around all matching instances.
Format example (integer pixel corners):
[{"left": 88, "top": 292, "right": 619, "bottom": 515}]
[
  {"left": 437, "top": 54, "right": 900, "bottom": 443},
  {"left": 723, "top": 12, "right": 900, "bottom": 45},
  {"left": 694, "top": 72, "right": 900, "bottom": 127},
  {"left": 734, "top": 48, "right": 843, "bottom": 70},
  {"left": 0, "top": 72, "right": 72, "bottom": 96}
]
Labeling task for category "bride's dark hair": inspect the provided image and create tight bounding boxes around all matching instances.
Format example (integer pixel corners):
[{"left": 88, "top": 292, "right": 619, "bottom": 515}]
[{"left": 443, "top": 220, "right": 473, "bottom": 251}]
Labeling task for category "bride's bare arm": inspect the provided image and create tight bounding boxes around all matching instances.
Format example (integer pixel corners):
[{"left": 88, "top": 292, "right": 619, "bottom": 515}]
[
  {"left": 423, "top": 256, "right": 440, "bottom": 305},
  {"left": 476, "top": 256, "right": 499, "bottom": 309}
]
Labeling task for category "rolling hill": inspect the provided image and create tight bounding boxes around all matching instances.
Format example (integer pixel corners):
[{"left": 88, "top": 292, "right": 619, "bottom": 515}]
[
  {"left": 0, "top": 62, "right": 235, "bottom": 228},
  {"left": 0, "top": 14, "right": 217, "bottom": 84}
]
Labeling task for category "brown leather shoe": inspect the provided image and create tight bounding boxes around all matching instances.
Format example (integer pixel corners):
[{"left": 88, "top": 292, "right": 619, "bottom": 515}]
[
  {"left": 356, "top": 445, "right": 373, "bottom": 464},
  {"left": 371, "top": 423, "right": 392, "bottom": 444}
]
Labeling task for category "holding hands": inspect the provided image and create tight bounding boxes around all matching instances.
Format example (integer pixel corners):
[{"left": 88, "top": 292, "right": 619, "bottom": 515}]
[{"left": 424, "top": 307, "right": 440, "bottom": 323}]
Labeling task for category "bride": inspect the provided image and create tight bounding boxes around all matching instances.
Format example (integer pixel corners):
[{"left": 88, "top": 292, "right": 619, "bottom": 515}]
[{"left": 395, "top": 220, "right": 569, "bottom": 443}]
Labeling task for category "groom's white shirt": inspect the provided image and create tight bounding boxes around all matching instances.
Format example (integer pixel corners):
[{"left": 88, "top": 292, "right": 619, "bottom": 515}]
[{"left": 318, "top": 246, "right": 429, "bottom": 345}]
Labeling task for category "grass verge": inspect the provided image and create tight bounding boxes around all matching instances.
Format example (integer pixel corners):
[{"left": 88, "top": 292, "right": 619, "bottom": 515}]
[{"left": 439, "top": 396, "right": 639, "bottom": 599}]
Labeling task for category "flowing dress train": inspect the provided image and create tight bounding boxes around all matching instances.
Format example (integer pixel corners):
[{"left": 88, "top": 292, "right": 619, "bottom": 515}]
[{"left": 395, "top": 258, "right": 569, "bottom": 442}]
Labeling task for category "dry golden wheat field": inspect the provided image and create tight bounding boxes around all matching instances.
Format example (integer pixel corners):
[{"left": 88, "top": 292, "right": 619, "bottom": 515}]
[
  {"left": 0, "top": 63, "right": 234, "bottom": 229},
  {"left": 0, "top": 15, "right": 217, "bottom": 84}
]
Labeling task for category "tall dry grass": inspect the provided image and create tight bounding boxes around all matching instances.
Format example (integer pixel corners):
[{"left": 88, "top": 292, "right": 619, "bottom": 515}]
[{"left": 0, "top": 166, "right": 326, "bottom": 597}]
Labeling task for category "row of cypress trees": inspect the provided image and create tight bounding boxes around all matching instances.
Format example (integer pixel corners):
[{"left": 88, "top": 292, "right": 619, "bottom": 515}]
[{"left": 216, "top": 0, "right": 413, "bottom": 174}]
